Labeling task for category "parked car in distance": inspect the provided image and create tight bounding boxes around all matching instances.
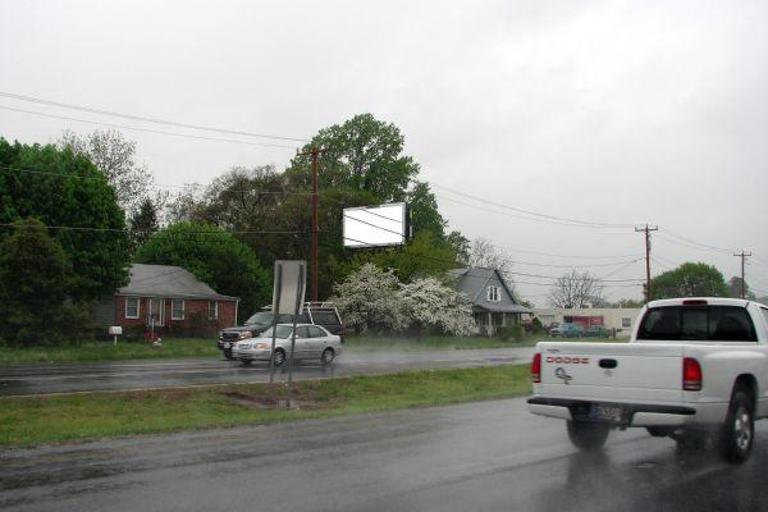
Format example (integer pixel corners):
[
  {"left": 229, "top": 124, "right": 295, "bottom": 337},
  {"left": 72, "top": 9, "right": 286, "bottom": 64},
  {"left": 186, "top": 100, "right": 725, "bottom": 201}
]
[
  {"left": 233, "top": 324, "right": 342, "bottom": 366},
  {"left": 218, "top": 303, "right": 343, "bottom": 360},
  {"left": 551, "top": 323, "right": 584, "bottom": 338},
  {"left": 584, "top": 325, "right": 609, "bottom": 338},
  {"left": 546, "top": 322, "right": 560, "bottom": 335}
]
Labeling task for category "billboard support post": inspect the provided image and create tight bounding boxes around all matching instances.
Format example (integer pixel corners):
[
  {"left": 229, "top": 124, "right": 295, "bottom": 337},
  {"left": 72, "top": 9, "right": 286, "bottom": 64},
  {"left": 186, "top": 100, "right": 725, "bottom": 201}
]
[
  {"left": 286, "top": 263, "right": 305, "bottom": 408},
  {"left": 269, "top": 260, "right": 307, "bottom": 406},
  {"left": 268, "top": 264, "right": 283, "bottom": 385}
]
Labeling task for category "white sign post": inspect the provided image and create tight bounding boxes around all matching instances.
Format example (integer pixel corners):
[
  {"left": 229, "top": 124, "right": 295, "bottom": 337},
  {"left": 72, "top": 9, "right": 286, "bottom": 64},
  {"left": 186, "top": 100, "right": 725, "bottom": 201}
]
[{"left": 268, "top": 261, "right": 307, "bottom": 393}]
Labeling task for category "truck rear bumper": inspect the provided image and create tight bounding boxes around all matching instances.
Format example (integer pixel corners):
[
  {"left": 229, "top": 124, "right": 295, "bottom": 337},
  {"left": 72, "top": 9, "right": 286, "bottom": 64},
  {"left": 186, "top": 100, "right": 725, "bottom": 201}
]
[{"left": 527, "top": 397, "right": 696, "bottom": 427}]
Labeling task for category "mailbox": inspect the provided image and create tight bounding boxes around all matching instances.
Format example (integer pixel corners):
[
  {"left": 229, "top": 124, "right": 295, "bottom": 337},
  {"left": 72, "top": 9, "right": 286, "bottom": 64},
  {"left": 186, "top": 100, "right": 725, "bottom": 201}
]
[{"left": 108, "top": 326, "right": 123, "bottom": 336}]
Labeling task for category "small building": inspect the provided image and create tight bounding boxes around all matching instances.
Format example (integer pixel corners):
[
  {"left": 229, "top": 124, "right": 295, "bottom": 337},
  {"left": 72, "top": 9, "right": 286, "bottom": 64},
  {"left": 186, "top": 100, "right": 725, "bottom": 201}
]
[
  {"left": 533, "top": 307, "right": 643, "bottom": 335},
  {"left": 92, "top": 264, "right": 239, "bottom": 338},
  {"left": 448, "top": 267, "right": 532, "bottom": 336}
]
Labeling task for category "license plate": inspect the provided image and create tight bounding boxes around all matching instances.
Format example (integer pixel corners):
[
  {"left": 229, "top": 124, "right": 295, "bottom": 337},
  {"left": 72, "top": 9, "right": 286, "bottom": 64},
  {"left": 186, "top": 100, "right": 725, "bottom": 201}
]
[{"left": 590, "top": 404, "right": 623, "bottom": 424}]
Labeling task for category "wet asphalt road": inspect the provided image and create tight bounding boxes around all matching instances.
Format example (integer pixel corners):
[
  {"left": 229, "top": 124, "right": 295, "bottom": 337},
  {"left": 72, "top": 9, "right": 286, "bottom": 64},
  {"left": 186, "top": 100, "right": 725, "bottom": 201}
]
[
  {"left": 0, "top": 348, "right": 536, "bottom": 396},
  {"left": 2, "top": 396, "right": 767, "bottom": 512}
]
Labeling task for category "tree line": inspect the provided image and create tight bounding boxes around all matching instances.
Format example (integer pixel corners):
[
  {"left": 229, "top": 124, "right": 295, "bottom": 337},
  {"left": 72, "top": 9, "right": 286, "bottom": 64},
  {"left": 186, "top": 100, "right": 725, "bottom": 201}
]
[{"left": 0, "top": 114, "right": 480, "bottom": 345}]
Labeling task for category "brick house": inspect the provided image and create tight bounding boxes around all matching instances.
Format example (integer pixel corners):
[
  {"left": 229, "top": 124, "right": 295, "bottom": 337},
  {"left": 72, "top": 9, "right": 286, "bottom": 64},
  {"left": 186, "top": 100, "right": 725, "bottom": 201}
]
[{"left": 92, "top": 264, "right": 239, "bottom": 338}]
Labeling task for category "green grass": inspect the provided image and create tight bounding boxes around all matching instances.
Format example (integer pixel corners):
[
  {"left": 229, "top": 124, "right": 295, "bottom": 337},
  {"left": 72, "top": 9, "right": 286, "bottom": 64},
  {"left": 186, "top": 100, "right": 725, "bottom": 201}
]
[
  {"left": 0, "top": 364, "right": 532, "bottom": 447},
  {"left": 0, "top": 338, "right": 220, "bottom": 364}
]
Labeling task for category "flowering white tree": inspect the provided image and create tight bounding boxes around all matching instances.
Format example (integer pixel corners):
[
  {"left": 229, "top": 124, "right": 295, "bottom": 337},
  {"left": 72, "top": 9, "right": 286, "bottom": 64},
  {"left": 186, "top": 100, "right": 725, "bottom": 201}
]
[
  {"left": 332, "top": 263, "right": 407, "bottom": 334},
  {"left": 398, "top": 277, "right": 475, "bottom": 336}
]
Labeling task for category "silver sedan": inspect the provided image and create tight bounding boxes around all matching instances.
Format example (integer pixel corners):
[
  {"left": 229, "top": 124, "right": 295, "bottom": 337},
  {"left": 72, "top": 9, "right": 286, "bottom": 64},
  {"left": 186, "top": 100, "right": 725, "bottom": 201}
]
[{"left": 232, "top": 323, "right": 342, "bottom": 366}]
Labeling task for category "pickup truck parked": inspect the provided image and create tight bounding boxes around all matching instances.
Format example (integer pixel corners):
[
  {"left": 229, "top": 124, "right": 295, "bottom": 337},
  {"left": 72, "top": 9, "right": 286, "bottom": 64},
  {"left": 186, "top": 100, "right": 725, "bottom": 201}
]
[{"left": 528, "top": 298, "right": 768, "bottom": 463}]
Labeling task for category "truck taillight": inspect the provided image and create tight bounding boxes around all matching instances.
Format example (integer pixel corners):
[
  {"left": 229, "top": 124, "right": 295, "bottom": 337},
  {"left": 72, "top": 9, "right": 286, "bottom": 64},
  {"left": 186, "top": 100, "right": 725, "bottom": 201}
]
[
  {"left": 683, "top": 357, "right": 702, "bottom": 391},
  {"left": 531, "top": 353, "right": 542, "bottom": 383}
]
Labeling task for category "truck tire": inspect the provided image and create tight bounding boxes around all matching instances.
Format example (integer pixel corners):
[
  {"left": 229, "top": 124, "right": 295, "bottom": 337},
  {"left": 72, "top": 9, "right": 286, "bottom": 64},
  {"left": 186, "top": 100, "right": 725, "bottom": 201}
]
[
  {"left": 719, "top": 389, "right": 754, "bottom": 464},
  {"left": 567, "top": 421, "right": 610, "bottom": 450}
]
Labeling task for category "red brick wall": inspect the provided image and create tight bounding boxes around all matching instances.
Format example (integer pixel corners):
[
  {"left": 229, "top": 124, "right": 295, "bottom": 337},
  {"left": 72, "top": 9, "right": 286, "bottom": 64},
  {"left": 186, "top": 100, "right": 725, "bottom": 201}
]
[{"left": 115, "top": 296, "right": 237, "bottom": 338}]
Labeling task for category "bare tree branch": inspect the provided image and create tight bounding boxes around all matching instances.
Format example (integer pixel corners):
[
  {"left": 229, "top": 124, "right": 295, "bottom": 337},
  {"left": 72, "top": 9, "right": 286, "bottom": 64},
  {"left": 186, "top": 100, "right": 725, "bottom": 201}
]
[{"left": 549, "top": 270, "right": 604, "bottom": 308}]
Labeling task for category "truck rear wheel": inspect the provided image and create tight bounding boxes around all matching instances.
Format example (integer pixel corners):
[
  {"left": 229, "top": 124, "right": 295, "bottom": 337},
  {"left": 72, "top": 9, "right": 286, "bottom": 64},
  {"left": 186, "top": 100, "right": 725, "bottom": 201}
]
[
  {"left": 567, "top": 421, "right": 610, "bottom": 450},
  {"left": 719, "top": 390, "right": 754, "bottom": 464}
]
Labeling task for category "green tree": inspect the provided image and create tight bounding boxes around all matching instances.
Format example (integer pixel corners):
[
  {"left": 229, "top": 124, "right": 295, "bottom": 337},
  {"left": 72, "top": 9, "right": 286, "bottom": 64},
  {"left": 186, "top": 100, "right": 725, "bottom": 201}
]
[
  {"left": 165, "top": 114, "right": 454, "bottom": 299},
  {"left": 134, "top": 222, "right": 271, "bottom": 321},
  {"left": 651, "top": 262, "right": 729, "bottom": 299},
  {"left": 128, "top": 197, "right": 159, "bottom": 252},
  {"left": 0, "top": 138, "right": 129, "bottom": 301},
  {"left": 407, "top": 181, "right": 447, "bottom": 239},
  {"left": 352, "top": 231, "right": 460, "bottom": 283},
  {"left": 288, "top": 113, "right": 419, "bottom": 201},
  {"left": 0, "top": 219, "right": 90, "bottom": 345},
  {"left": 446, "top": 231, "right": 471, "bottom": 265}
]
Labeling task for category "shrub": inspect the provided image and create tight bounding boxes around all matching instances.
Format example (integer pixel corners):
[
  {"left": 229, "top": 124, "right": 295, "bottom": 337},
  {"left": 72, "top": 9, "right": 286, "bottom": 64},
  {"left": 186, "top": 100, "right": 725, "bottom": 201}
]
[{"left": 497, "top": 324, "right": 526, "bottom": 342}]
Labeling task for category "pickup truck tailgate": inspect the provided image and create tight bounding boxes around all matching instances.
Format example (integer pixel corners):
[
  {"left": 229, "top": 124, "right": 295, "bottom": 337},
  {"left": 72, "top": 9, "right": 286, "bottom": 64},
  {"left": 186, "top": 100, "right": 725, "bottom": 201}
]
[{"left": 537, "top": 342, "right": 684, "bottom": 403}]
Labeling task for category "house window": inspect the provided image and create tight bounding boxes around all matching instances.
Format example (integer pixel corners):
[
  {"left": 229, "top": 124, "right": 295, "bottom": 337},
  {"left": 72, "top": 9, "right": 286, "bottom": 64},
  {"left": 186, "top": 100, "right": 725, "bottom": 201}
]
[
  {"left": 622, "top": 317, "right": 632, "bottom": 328},
  {"left": 487, "top": 285, "right": 500, "bottom": 302},
  {"left": 171, "top": 300, "right": 185, "bottom": 320},
  {"left": 209, "top": 301, "right": 218, "bottom": 320},
  {"left": 125, "top": 297, "right": 140, "bottom": 319}
]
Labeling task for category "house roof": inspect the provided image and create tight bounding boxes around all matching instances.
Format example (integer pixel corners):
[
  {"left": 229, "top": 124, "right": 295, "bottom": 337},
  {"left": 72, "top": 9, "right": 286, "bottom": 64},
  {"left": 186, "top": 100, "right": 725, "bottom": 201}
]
[
  {"left": 118, "top": 264, "right": 238, "bottom": 301},
  {"left": 448, "top": 267, "right": 533, "bottom": 314}
]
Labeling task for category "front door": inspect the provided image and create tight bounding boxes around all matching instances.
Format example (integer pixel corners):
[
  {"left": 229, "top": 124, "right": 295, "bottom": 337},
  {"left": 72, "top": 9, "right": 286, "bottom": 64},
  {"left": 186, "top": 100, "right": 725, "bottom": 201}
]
[{"left": 147, "top": 298, "right": 165, "bottom": 327}]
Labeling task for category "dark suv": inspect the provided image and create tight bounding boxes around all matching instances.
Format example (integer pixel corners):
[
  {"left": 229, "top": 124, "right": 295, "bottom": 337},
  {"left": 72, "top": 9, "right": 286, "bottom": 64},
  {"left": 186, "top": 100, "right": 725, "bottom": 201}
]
[{"left": 218, "top": 303, "right": 343, "bottom": 360}]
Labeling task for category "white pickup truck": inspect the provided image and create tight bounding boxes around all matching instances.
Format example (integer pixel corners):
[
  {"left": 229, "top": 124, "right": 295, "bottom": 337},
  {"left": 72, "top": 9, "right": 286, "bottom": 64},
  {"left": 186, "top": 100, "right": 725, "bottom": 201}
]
[{"left": 528, "top": 297, "right": 768, "bottom": 463}]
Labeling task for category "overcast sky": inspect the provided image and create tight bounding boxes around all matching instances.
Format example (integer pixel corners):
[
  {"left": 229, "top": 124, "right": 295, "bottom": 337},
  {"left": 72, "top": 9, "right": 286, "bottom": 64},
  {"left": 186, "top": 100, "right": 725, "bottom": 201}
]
[{"left": 2, "top": 0, "right": 767, "bottom": 305}]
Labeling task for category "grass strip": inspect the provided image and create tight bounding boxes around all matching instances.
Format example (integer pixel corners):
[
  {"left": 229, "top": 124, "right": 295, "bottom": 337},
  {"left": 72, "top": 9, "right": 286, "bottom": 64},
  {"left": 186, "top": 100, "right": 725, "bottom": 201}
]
[
  {"left": 0, "top": 338, "right": 220, "bottom": 364},
  {"left": 0, "top": 364, "right": 531, "bottom": 447}
]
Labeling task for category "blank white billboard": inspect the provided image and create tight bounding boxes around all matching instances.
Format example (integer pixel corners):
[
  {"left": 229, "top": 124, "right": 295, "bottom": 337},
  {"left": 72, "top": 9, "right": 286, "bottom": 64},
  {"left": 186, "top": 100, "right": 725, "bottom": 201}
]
[{"left": 343, "top": 203, "right": 407, "bottom": 248}]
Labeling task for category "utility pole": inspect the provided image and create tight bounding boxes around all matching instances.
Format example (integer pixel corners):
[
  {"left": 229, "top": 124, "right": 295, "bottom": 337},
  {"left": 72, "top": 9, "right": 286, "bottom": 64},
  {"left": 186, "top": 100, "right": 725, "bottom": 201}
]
[
  {"left": 635, "top": 224, "right": 658, "bottom": 302},
  {"left": 310, "top": 147, "right": 319, "bottom": 303},
  {"left": 733, "top": 250, "right": 752, "bottom": 299},
  {"left": 296, "top": 146, "right": 322, "bottom": 302}
]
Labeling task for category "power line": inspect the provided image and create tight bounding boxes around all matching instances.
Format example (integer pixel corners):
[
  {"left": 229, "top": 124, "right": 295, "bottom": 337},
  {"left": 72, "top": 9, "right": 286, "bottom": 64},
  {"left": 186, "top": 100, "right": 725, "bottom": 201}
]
[
  {"left": 598, "top": 258, "right": 644, "bottom": 280},
  {"left": 663, "top": 229, "right": 732, "bottom": 254},
  {"left": 432, "top": 182, "right": 635, "bottom": 229},
  {"left": 0, "top": 222, "right": 305, "bottom": 236},
  {"left": 509, "top": 258, "right": 641, "bottom": 269},
  {"left": 0, "top": 165, "right": 314, "bottom": 194},
  {"left": 0, "top": 105, "right": 299, "bottom": 149},
  {"left": 655, "top": 232, "right": 731, "bottom": 255},
  {"left": 0, "top": 91, "right": 309, "bottom": 142}
]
